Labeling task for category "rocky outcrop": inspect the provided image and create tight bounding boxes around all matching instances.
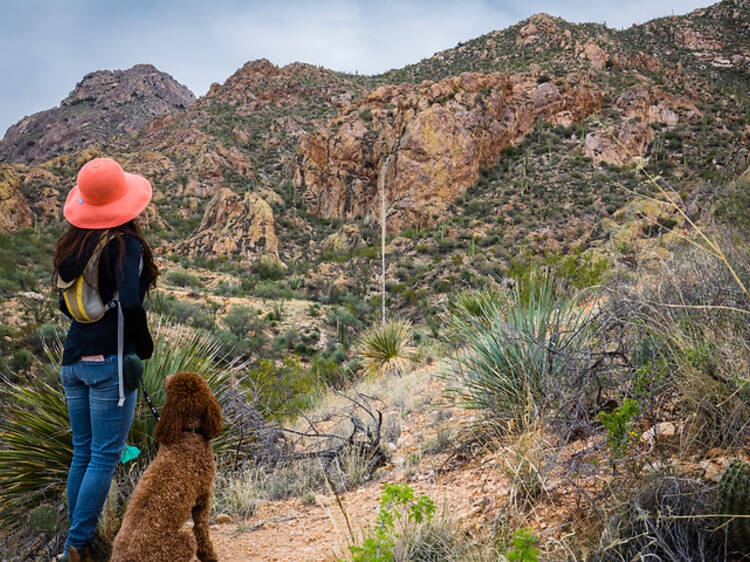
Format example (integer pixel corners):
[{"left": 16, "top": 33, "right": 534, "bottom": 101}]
[
  {"left": 178, "top": 188, "right": 280, "bottom": 263},
  {"left": 0, "top": 64, "right": 195, "bottom": 165},
  {"left": 0, "top": 165, "right": 34, "bottom": 232},
  {"left": 322, "top": 224, "right": 364, "bottom": 255},
  {"left": 584, "top": 121, "right": 655, "bottom": 166},
  {"left": 583, "top": 85, "right": 700, "bottom": 166},
  {"left": 295, "top": 72, "right": 602, "bottom": 230},
  {"left": 582, "top": 41, "right": 609, "bottom": 70},
  {"left": 198, "top": 59, "right": 365, "bottom": 115}
]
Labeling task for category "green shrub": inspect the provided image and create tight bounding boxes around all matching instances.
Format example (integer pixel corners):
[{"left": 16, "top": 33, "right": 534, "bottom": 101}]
[
  {"left": 252, "top": 256, "right": 285, "bottom": 280},
  {"left": 597, "top": 399, "right": 640, "bottom": 462},
  {"left": 149, "top": 293, "right": 214, "bottom": 330},
  {"left": 222, "top": 304, "right": 255, "bottom": 338},
  {"left": 445, "top": 273, "right": 591, "bottom": 431},
  {"left": 349, "top": 484, "right": 436, "bottom": 562},
  {"left": 243, "top": 357, "right": 320, "bottom": 419},
  {"left": 165, "top": 270, "right": 203, "bottom": 288}
]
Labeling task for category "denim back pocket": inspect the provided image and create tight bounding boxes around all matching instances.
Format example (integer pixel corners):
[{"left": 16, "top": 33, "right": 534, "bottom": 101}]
[{"left": 78, "top": 357, "right": 116, "bottom": 387}]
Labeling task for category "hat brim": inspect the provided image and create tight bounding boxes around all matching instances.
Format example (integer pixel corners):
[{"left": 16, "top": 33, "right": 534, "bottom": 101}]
[{"left": 64, "top": 172, "right": 152, "bottom": 229}]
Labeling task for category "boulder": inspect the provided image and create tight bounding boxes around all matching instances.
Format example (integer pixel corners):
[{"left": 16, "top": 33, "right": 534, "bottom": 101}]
[{"left": 640, "top": 422, "right": 677, "bottom": 445}]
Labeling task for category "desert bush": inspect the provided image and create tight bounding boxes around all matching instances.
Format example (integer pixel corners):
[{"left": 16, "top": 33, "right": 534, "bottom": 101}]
[
  {"left": 591, "top": 474, "right": 725, "bottom": 561},
  {"left": 355, "top": 319, "right": 417, "bottom": 377},
  {"left": 445, "top": 273, "right": 592, "bottom": 432},
  {"left": 252, "top": 256, "right": 286, "bottom": 280},
  {"left": 243, "top": 356, "right": 320, "bottom": 419},
  {"left": 165, "top": 269, "right": 202, "bottom": 288},
  {"left": 147, "top": 292, "right": 214, "bottom": 329},
  {"left": 443, "top": 287, "right": 504, "bottom": 336},
  {"left": 603, "top": 233, "right": 750, "bottom": 452},
  {"left": 222, "top": 304, "right": 256, "bottom": 337}
]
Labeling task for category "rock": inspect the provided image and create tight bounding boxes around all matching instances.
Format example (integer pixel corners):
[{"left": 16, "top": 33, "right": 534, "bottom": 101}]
[
  {"left": 178, "top": 188, "right": 281, "bottom": 264},
  {"left": 584, "top": 121, "right": 655, "bottom": 166},
  {"left": 0, "top": 165, "right": 34, "bottom": 233},
  {"left": 296, "top": 71, "right": 601, "bottom": 230},
  {"left": 640, "top": 422, "right": 677, "bottom": 445},
  {"left": 214, "top": 513, "right": 233, "bottom": 524},
  {"left": 387, "top": 442, "right": 398, "bottom": 452},
  {"left": 583, "top": 41, "right": 609, "bottom": 70},
  {"left": 0, "top": 64, "right": 195, "bottom": 165},
  {"left": 699, "top": 457, "right": 731, "bottom": 482},
  {"left": 322, "top": 224, "right": 364, "bottom": 254},
  {"left": 613, "top": 86, "right": 698, "bottom": 126}
]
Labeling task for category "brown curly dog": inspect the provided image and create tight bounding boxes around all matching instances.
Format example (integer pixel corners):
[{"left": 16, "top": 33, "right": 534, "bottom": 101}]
[{"left": 109, "top": 371, "right": 222, "bottom": 562}]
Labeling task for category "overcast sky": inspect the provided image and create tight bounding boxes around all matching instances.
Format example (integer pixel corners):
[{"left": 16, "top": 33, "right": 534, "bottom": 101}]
[{"left": 1, "top": 0, "right": 710, "bottom": 136}]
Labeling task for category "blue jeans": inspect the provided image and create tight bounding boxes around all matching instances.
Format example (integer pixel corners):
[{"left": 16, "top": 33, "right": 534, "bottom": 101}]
[{"left": 61, "top": 355, "right": 136, "bottom": 552}]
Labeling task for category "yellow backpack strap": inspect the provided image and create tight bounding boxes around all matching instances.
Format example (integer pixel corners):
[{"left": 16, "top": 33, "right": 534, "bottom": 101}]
[{"left": 58, "top": 230, "right": 114, "bottom": 322}]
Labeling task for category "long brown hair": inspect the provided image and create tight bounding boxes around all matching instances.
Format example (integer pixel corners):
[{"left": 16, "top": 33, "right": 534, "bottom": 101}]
[{"left": 53, "top": 219, "right": 159, "bottom": 290}]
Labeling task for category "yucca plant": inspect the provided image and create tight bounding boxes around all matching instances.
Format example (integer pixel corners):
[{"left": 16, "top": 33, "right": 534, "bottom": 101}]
[
  {"left": 0, "top": 316, "right": 245, "bottom": 537},
  {"left": 445, "top": 273, "right": 591, "bottom": 431},
  {"left": 443, "top": 287, "right": 504, "bottom": 339},
  {"left": 356, "top": 319, "right": 416, "bottom": 377},
  {"left": 0, "top": 366, "right": 73, "bottom": 537}
]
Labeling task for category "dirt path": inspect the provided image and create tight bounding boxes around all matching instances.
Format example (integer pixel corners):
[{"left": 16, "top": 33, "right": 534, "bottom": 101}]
[{"left": 207, "top": 362, "right": 504, "bottom": 561}]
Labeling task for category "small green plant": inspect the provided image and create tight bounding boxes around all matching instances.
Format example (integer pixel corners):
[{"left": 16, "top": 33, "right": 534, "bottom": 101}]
[
  {"left": 349, "top": 483, "right": 436, "bottom": 562},
  {"left": 506, "top": 528, "right": 540, "bottom": 561},
  {"left": 597, "top": 398, "right": 640, "bottom": 461},
  {"left": 28, "top": 504, "right": 58, "bottom": 533}
]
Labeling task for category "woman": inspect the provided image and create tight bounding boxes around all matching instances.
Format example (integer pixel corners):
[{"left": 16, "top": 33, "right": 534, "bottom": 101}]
[{"left": 53, "top": 157, "right": 158, "bottom": 560}]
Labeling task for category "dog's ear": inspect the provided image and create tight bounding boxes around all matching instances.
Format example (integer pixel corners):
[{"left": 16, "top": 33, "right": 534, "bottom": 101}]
[
  {"left": 201, "top": 391, "right": 223, "bottom": 440},
  {"left": 154, "top": 394, "right": 182, "bottom": 444}
]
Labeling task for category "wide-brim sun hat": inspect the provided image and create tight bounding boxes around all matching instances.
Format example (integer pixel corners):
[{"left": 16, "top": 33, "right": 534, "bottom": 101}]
[{"left": 63, "top": 157, "right": 152, "bottom": 229}]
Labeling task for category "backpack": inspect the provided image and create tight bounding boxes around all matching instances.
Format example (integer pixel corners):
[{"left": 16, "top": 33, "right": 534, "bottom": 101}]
[
  {"left": 56, "top": 231, "right": 142, "bottom": 407},
  {"left": 56, "top": 232, "right": 117, "bottom": 323}
]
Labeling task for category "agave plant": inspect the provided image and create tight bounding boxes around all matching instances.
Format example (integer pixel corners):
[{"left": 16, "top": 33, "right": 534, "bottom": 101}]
[
  {"left": 356, "top": 319, "right": 417, "bottom": 377},
  {"left": 445, "top": 273, "right": 591, "bottom": 431},
  {"left": 0, "top": 316, "right": 245, "bottom": 536}
]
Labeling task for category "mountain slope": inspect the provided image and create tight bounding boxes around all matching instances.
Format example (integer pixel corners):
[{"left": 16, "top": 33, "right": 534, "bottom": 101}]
[{"left": 0, "top": 64, "right": 196, "bottom": 165}]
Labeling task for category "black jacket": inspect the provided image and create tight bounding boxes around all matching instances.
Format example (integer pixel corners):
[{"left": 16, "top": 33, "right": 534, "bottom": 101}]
[{"left": 58, "top": 233, "right": 154, "bottom": 365}]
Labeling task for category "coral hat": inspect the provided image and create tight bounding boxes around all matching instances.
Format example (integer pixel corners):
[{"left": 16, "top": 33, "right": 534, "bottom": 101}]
[{"left": 63, "top": 157, "right": 152, "bottom": 229}]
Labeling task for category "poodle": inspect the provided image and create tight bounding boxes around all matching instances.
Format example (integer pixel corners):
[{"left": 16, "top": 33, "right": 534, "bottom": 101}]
[{"left": 109, "top": 371, "right": 222, "bottom": 562}]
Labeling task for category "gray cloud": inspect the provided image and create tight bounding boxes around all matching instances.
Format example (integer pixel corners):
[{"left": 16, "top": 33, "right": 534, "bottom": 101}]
[{"left": 1, "top": 0, "right": 709, "bottom": 136}]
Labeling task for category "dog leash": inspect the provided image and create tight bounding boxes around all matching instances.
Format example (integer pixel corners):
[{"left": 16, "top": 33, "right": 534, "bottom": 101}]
[{"left": 140, "top": 379, "right": 160, "bottom": 422}]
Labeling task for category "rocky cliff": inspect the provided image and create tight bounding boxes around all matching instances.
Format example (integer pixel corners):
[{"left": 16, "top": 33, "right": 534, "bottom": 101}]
[
  {"left": 295, "top": 72, "right": 602, "bottom": 230},
  {"left": 0, "top": 64, "right": 195, "bottom": 165}
]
